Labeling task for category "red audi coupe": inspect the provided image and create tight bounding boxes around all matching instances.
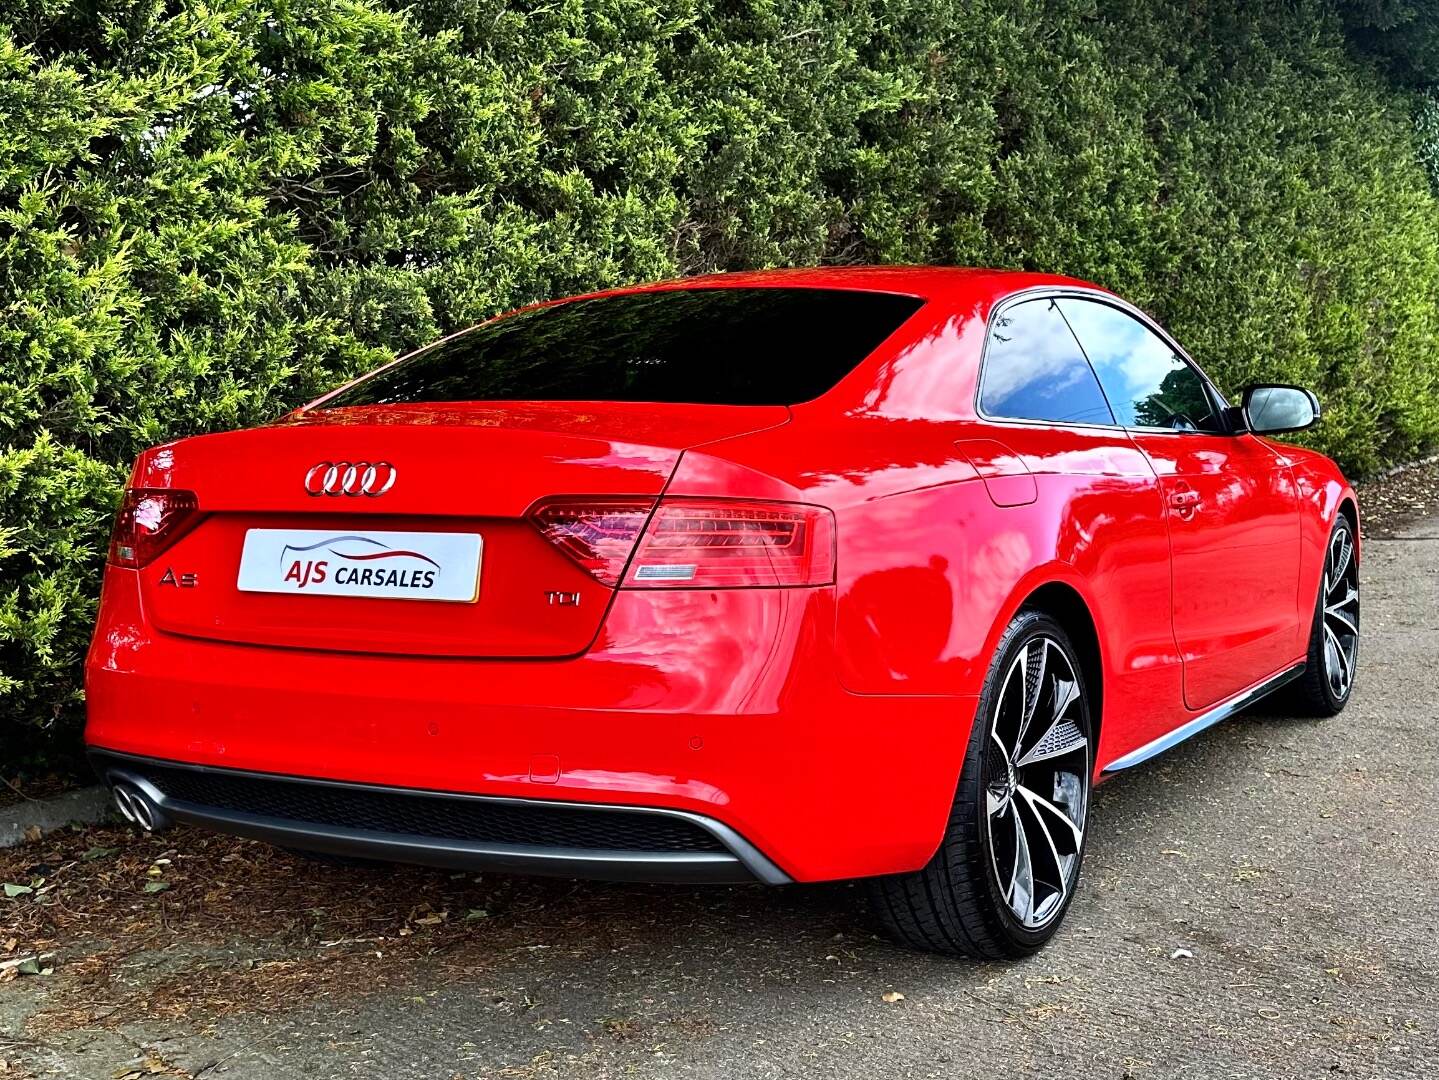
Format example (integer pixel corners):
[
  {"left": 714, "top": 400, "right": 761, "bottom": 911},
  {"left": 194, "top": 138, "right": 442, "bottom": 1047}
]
[{"left": 86, "top": 268, "right": 1359, "bottom": 957}]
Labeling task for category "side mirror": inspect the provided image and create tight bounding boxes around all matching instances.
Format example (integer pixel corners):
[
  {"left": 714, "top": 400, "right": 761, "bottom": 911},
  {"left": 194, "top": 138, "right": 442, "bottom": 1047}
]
[{"left": 1242, "top": 384, "right": 1320, "bottom": 434}]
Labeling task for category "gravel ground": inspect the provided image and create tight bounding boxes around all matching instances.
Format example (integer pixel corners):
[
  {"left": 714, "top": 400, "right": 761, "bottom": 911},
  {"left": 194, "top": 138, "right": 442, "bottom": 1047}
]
[{"left": 2, "top": 497, "right": 1437, "bottom": 1078}]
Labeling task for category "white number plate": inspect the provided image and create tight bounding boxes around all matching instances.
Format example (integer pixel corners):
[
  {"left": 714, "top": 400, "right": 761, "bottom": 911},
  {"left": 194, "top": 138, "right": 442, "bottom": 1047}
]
[{"left": 237, "top": 529, "right": 482, "bottom": 602}]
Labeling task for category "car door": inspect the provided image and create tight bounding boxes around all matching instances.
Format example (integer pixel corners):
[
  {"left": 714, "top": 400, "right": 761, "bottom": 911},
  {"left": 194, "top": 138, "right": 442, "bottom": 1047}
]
[{"left": 1057, "top": 297, "right": 1302, "bottom": 712}]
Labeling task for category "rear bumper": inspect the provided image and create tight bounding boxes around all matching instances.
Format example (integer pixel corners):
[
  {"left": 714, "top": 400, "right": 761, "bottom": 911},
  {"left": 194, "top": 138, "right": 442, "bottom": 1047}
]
[
  {"left": 89, "top": 749, "right": 787, "bottom": 884},
  {"left": 85, "top": 571, "right": 975, "bottom": 881}
]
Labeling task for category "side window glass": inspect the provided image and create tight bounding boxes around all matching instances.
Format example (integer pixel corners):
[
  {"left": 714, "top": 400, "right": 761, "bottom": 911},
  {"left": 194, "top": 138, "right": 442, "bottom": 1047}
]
[
  {"left": 979, "top": 298, "right": 1116, "bottom": 426},
  {"left": 1058, "top": 300, "right": 1222, "bottom": 433}
]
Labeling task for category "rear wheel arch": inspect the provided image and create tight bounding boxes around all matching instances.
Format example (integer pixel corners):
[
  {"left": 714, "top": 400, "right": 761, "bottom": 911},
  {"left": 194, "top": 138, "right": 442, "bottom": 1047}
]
[{"left": 1015, "top": 581, "right": 1105, "bottom": 755}]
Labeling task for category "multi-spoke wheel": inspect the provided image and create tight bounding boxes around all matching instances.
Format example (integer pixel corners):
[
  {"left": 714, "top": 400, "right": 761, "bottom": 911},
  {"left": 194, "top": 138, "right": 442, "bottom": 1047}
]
[
  {"left": 984, "top": 636, "right": 1089, "bottom": 930},
  {"left": 870, "top": 610, "right": 1093, "bottom": 958},
  {"left": 1321, "top": 525, "right": 1359, "bottom": 699},
  {"left": 1289, "top": 517, "right": 1360, "bottom": 716}
]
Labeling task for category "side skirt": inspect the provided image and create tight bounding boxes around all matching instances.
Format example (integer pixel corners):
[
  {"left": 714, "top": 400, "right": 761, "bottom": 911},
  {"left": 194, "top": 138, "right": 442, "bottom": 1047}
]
[{"left": 1100, "top": 663, "right": 1306, "bottom": 775}]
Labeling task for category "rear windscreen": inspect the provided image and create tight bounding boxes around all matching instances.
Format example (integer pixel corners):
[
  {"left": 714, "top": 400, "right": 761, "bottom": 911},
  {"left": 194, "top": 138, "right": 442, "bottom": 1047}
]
[{"left": 324, "top": 288, "right": 925, "bottom": 408}]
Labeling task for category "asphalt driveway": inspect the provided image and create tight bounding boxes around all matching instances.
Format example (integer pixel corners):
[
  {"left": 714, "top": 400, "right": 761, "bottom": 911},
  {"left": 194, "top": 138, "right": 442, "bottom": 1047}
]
[{"left": 2, "top": 507, "right": 1436, "bottom": 1079}]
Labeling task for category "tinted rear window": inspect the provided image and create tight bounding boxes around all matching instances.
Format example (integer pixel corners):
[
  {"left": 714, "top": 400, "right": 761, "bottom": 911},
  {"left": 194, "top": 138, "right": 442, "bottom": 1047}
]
[{"left": 325, "top": 288, "right": 924, "bottom": 407}]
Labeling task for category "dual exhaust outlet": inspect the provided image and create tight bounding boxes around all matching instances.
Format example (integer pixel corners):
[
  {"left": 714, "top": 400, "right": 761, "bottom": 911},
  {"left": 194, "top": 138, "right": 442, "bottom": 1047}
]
[{"left": 109, "top": 779, "right": 171, "bottom": 833}]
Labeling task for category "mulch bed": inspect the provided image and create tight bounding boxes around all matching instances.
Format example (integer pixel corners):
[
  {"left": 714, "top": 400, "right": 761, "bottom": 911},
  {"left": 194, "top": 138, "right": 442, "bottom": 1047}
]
[
  {"left": 0, "top": 822, "right": 647, "bottom": 1036},
  {"left": 1352, "top": 455, "right": 1439, "bottom": 536}
]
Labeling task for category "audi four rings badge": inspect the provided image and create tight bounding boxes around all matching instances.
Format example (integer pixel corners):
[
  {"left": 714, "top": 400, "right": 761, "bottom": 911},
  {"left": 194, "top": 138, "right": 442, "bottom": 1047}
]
[{"left": 304, "top": 461, "right": 397, "bottom": 497}]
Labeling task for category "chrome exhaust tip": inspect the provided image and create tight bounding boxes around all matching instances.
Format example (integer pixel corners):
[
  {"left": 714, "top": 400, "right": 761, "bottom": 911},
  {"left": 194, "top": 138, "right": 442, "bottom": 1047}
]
[{"left": 110, "top": 781, "right": 169, "bottom": 832}]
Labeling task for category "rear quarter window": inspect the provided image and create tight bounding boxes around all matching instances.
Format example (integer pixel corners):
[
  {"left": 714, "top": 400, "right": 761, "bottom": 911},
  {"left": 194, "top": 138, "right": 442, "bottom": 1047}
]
[
  {"left": 326, "top": 288, "right": 926, "bottom": 408},
  {"left": 979, "top": 298, "right": 1116, "bottom": 426}
]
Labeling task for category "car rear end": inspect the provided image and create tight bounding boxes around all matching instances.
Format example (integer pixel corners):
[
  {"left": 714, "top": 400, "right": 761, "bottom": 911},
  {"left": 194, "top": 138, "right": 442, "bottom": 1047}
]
[{"left": 84, "top": 283, "right": 960, "bottom": 883}]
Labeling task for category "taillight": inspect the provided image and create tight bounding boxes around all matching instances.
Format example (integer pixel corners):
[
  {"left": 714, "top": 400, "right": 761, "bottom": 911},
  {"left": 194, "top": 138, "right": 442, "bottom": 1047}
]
[
  {"left": 107, "top": 488, "right": 200, "bottom": 568},
  {"left": 531, "top": 497, "right": 835, "bottom": 588},
  {"left": 528, "top": 500, "right": 655, "bottom": 587},
  {"left": 624, "top": 500, "right": 835, "bottom": 588}
]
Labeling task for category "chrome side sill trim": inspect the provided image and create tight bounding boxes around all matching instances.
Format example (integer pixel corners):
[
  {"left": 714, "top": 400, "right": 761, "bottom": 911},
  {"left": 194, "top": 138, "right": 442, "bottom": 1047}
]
[{"left": 1100, "top": 663, "right": 1305, "bottom": 774}]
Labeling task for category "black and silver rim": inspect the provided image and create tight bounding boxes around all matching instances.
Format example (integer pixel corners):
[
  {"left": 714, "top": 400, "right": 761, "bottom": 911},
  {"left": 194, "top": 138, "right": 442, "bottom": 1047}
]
[
  {"left": 1322, "top": 526, "right": 1359, "bottom": 701},
  {"left": 984, "top": 636, "right": 1090, "bottom": 930}
]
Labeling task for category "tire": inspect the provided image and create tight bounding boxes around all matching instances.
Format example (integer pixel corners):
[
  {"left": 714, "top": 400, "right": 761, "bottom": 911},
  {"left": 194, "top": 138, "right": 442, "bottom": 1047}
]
[
  {"left": 869, "top": 610, "right": 1093, "bottom": 958},
  {"left": 1286, "top": 516, "right": 1359, "bottom": 717}
]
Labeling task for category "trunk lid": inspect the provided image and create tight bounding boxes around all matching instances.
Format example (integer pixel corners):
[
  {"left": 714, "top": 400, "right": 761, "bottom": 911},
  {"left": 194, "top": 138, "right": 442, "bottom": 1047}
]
[{"left": 136, "top": 402, "right": 787, "bottom": 657}]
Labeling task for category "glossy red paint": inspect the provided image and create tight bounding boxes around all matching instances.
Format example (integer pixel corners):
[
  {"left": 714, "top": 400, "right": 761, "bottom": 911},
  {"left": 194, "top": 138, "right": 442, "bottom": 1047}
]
[
  {"left": 85, "top": 267, "right": 1357, "bottom": 883},
  {"left": 1126, "top": 429, "right": 1302, "bottom": 710}
]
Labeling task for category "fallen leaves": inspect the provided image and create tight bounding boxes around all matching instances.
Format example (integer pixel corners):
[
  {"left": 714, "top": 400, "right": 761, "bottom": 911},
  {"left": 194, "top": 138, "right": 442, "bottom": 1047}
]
[
  {"left": 0, "top": 952, "right": 56, "bottom": 978},
  {"left": 111, "top": 1056, "right": 175, "bottom": 1079},
  {"left": 601, "top": 1016, "right": 641, "bottom": 1040},
  {"left": 139, "top": 856, "right": 173, "bottom": 894},
  {"left": 0, "top": 821, "right": 659, "bottom": 1041},
  {"left": 2, "top": 883, "right": 32, "bottom": 899},
  {"left": 1353, "top": 456, "right": 1439, "bottom": 535}
]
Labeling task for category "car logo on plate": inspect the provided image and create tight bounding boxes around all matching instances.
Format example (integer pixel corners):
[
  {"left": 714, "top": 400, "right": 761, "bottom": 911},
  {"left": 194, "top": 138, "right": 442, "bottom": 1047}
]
[{"left": 304, "top": 461, "right": 397, "bottom": 497}]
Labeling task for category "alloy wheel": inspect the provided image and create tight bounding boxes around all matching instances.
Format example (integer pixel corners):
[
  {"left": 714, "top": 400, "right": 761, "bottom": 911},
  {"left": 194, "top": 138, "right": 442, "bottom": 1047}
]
[
  {"left": 1322, "top": 525, "right": 1360, "bottom": 700},
  {"left": 983, "top": 636, "right": 1090, "bottom": 930}
]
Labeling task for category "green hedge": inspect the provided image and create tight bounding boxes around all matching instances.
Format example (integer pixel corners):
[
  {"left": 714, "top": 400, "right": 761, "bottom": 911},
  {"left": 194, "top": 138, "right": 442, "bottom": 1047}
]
[
  {"left": 3, "top": 0, "right": 1438, "bottom": 766},
  {"left": 1341, "top": 0, "right": 1439, "bottom": 85}
]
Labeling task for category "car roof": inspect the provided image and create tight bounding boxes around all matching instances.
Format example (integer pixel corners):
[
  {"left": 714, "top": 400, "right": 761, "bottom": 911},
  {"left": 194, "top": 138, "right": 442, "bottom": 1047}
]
[{"left": 565, "top": 266, "right": 1112, "bottom": 306}]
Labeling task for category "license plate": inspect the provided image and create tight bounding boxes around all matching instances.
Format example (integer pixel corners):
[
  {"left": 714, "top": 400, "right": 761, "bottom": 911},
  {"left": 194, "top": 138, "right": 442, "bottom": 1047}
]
[{"left": 237, "top": 529, "right": 482, "bottom": 602}]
